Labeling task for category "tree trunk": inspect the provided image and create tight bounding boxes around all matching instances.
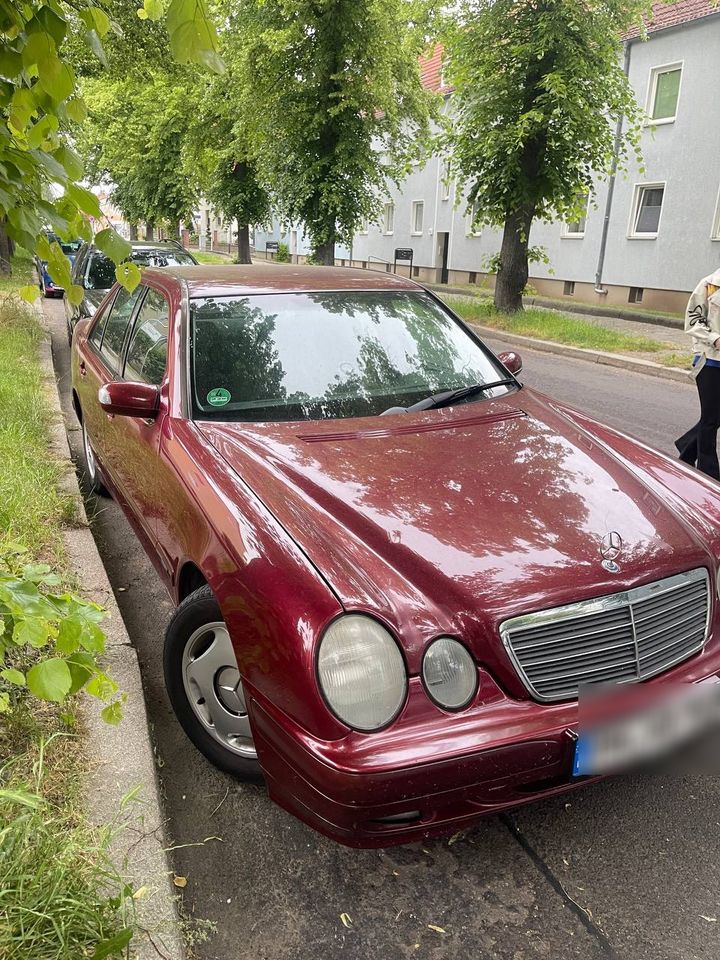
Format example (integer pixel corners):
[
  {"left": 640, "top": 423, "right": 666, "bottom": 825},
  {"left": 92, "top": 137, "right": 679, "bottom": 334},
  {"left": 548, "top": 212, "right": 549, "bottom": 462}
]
[
  {"left": 0, "top": 219, "right": 11, "bottom": 275},
  {"left": 145, "top": 221, "right": 155, "bottom": 240},
  {"left": 494, "top": 205, "right": 535, "bottom": 313},
  {"left": 129, "top": 223, "right": 138, "bottom": 241},
  {"left": 315, "top": 235, "right": 335, "bottom": 266},
  {"left": 236, "top": 222, "right": 251, "bottom": 263}
]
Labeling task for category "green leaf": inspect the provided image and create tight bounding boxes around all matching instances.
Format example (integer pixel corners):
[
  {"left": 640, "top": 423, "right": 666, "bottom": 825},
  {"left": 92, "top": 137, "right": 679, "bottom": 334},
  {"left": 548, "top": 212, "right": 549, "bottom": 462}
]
[
  {"left": 0, "top": 692, "right": 9, "bottom": 713},
  {"left": 67, "top": 283, "right": 84, "bottom": 307},
  {"left": 0, "top": 50, "right": 22, "bottom": 78},
  {"left": 26, "top": 658, "right": 72, "bottom": 702},
  {"left": 35, "top": 6, "right": 68, "bottom": 46},
  {"left": 8, "top": 87, "right": 37, "bottom": 132},
  {"left": 38, "top": 57, "right": 74, "bottom": 102},
  {"left": 13, "top": 617, "right": 52, "bottom": 649},
  {"left": 79, "top": 621, "right": 105, "bottom": 654},
  {"left": 21, "top": 31, "right": 56, "bottom": 72},
  {"left": 53, "top": 144, "right": 84, "bottom": 180},
  {"left": 86, "top": 671, "right": 118, "bottom": 701},
  {"left": 66, "top": 651, "right": 96, "bottom": 694},
  {"left": 66, "top": 182, "right": 103, "bottom": 219},
  {"left": 19, "top": 284, "right": 41, "bottom": 303},
  {"left": 101, "top": 699, "right": 124, "bottom": 725},
  {"left": 115, "top": 261, "right": 141, "bottom": 292},
  {"left": 1, "top": 668, "right": 25, "bottom": 686},
  {"left": 56, "top": 617, "right": 82, "bottom": 655},
  {"left": 65, "top": 97, "right": 87, "bottom": 124},
  {"left": 92, "top": 927, "right": 133, "bottom": 959},
  {"left": 0, "top": 787, "right": 45, "bottom": 809},
  {"left": 84, "top": 29, "right": 108, "bottom": 68},
  {"left": 94, "top": 228, "right": 131, "bottom": 264}
]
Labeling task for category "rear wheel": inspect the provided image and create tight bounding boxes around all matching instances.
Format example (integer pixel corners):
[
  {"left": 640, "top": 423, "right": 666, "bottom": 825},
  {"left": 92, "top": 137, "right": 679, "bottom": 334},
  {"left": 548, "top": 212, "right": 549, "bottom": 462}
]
[
  {"left": 81, "top": 420, "right": 108, "bottom": 496},
  {"left": 164, "top": 585, "right": 262, "bottom": 781}
]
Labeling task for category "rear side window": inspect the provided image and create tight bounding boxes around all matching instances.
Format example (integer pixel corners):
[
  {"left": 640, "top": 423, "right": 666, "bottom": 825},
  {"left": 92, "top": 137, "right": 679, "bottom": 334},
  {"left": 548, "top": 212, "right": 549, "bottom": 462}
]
[
  {"left": 85, "top": 252, "right": 116, "bottom": 291},
  {"left": 124, "top": 289, "right": 170, "bottom": 385},
  {"left": 97, "top": 286, "right": 144, "bottom": 373}
]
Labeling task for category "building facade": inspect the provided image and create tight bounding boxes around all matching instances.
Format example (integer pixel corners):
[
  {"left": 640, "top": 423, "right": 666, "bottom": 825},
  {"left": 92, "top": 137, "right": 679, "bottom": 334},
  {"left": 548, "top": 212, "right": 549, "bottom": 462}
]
[{"left": 256, "top": 1, "right": 720, "bottom": 313}]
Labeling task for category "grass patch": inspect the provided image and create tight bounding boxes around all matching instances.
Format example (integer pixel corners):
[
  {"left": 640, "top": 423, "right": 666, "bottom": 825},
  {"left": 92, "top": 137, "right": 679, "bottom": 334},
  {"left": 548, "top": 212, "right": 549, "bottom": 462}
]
[
  {"left": 0, "top": 287, "right": 134, "bottom": 956},
  {"left": 0, "top": 298, "right": 73, "bottom": 557},
  {"left": 0, "top": 247, "right": 34, "bottom": 295},
  {"left": 192, "top": 250, "right": 230, "bottom": 264},
  {"left": 444, "top": 296, "right": 676, "bottom": 355}
]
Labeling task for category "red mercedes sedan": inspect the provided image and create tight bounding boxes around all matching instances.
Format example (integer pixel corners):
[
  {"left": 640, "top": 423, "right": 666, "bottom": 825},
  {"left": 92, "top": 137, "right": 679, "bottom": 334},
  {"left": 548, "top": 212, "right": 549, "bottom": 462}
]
[{"left": 71, "top": 264, "right": 720, "bottom": 847}]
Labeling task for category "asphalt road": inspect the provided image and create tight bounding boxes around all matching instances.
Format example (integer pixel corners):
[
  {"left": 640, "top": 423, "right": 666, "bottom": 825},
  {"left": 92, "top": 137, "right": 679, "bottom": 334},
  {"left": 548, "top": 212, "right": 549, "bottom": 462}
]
[{"left": 45, "top": 297, "right": 720, "bottom": 960}]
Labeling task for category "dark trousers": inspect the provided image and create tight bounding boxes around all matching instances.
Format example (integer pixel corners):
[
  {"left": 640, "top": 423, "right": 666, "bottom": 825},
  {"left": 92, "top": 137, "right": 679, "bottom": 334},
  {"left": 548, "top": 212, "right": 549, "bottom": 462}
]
[{"left": 675, "top": 364, "right": 720, "bottom": 480}]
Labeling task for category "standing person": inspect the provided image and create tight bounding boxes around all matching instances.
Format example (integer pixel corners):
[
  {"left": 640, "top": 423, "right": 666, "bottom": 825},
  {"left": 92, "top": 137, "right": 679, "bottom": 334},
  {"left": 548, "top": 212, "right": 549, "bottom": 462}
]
[{"left": 675, "top": 269, "right": 720, "bottom": 479}]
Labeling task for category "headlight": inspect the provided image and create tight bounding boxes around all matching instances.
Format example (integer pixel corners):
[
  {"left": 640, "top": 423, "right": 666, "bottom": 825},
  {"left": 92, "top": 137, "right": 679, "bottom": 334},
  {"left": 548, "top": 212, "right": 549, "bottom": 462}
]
[
  {"left": 422, "top": 637, "right": 477, "bottom": 710},
  {"left": 317, "top": 615, "right": 407, "bottom": 731}
]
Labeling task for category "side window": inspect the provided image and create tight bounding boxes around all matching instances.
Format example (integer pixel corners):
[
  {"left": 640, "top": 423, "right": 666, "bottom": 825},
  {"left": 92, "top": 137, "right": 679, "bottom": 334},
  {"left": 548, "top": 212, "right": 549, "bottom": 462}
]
[
  {"left": 124, "top": 289, "right": 170, "bottom": 385},
  {"left": 88, "top": 290, "right": 119, "bottom": 350},
  {"left": 98, "top": 285, "right": 144, "bottom": 373}
]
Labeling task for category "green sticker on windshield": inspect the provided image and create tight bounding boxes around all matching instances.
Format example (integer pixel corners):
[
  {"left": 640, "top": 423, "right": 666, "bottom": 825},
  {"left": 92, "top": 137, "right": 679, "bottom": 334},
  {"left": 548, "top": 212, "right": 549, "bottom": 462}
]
[{"left": 207, "top": 388, "right": 231, "bottom": 407}]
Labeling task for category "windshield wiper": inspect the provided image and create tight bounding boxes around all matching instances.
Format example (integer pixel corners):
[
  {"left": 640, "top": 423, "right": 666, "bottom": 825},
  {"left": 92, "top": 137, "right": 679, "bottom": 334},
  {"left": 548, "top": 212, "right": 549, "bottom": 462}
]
[{"left": 381, "top": 379, "right": 517, "bottom": 416}]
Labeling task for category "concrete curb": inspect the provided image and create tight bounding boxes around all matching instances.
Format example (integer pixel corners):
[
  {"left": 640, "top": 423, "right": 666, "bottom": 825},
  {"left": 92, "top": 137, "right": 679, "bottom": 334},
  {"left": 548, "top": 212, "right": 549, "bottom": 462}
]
[
  {"left": 36, "top": 307, "right": 186, "bottom": 960},
  {"left": 468, "top": 322, "right": 693, "bottom": 385}
]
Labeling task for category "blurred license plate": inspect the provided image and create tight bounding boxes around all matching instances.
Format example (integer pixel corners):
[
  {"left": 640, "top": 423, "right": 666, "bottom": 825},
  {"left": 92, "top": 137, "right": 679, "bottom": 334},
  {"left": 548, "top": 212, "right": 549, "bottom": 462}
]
[{"left": 573, "top": 678, "right": 720, "bottom": 777}]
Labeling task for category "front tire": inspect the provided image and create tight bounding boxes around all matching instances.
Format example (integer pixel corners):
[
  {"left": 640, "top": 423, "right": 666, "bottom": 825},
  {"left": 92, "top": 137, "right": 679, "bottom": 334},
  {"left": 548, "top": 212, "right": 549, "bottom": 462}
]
[{"left": 164, "top": 585, "right": 262, "bottom": 781}]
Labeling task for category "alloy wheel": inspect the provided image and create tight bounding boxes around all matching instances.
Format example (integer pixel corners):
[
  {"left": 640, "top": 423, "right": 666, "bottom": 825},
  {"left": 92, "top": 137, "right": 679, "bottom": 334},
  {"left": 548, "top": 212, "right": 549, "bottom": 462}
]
[{"left": 181, "top": 621, "right": 256, "bottom": 759}]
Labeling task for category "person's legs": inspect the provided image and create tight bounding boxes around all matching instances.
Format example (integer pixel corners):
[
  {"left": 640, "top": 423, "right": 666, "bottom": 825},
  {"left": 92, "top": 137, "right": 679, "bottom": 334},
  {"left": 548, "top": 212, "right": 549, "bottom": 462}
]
[
  {"left": 695, "top": 366, "right": 720, "bottom": 479},
  {"left": 675, "top": 421, "right": 699, "bottom": 465}
]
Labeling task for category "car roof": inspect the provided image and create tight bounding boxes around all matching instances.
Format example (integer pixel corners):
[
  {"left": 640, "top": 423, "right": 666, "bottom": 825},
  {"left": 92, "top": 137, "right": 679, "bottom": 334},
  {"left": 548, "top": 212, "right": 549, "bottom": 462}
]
[
  {"left": 85, "top": 240, "right": 191, "bottom": 254},
  {"left": 140, "top": 263, "right": 420, "bottom": 297}
]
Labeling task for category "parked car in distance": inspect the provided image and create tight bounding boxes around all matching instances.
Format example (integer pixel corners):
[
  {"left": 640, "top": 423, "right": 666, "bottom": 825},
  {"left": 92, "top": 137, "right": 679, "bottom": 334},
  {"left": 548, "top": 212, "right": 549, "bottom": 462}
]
[
  {"left": 35, "top": 237, "right": 83, "bottom": 298},
  {"left": 70, "top": 264, "right": 720, "bottom": 847},
  {"left": 64, "top": 239, "right": 197, "bottom": 343}
]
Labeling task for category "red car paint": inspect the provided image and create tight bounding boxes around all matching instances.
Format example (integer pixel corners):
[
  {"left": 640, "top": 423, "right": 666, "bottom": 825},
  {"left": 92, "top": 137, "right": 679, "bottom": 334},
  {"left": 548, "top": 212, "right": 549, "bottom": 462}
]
[{"left": 71, "top": 265, "right": 720, "bottom": 847}]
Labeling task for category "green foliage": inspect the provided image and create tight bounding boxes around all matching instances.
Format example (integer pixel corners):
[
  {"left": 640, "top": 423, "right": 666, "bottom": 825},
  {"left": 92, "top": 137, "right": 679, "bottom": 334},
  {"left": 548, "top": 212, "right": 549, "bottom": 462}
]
[
  {"left": 234, "top": 0, "right": 438, "bottom": 256},
  {"left": 274, "top": 241, "right": 290, "bottom": 263},
  {"left": 0, "top": 741, "right": 135, "bottom": 959},
  {"left": 79, "top": 72, "right": 199, "bottom": 231},
  {"left": 445, "top": 0, "right": 648, "bottom": 227},
  {"left": 0, "top": 547, "right": 125, "bottom": 723},
  {"left": 0, "top": 0, "right": 222, "bottom": 297}
]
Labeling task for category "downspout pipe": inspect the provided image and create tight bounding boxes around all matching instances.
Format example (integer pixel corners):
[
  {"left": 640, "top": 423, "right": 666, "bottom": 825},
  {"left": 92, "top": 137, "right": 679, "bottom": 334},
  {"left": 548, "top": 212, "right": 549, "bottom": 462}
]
[{"left": 595, "top": 39, "right": 634, "bottom": 294}]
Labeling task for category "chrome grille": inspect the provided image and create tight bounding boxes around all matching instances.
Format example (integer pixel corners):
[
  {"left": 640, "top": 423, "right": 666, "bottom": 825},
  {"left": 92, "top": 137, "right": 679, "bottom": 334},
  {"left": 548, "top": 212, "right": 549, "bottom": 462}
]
[{"left": 500, "top": 569, "right": 710, "bottom": 702}]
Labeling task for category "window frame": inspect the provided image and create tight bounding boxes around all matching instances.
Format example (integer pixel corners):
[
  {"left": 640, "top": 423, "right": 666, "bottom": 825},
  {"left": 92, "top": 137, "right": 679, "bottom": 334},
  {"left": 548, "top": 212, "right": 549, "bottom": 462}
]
[
  {"left": 441, "top": 160, "right": 452, "bottom": 202},
  {"left": 562, "top": 195, "right": 590, "bottom": 239},
  {"left": 627, "top": 181, "right": 666, "bottom": 240},
  {"left": 89, "top": 284, "right": 147, "bottom": 376},
  {"left": 383, "top": 202, "right": 395, "bottom": 235},
  {"left": 644, "top": 61, "right": 683, "bottom": 126},
  {"left": 411, "top": 200, "right": 425, "bottom": 236},
  {"left": 122, "top": 286, "right": 171, "bottom": 386}
]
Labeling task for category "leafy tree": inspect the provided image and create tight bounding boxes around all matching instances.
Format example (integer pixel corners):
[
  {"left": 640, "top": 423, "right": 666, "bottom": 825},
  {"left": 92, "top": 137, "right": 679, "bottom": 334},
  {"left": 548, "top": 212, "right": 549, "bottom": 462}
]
[
  {"left": 79, "top": 72, "right": 199, "bottom": 239},
  {"left": 185, "top": 68, "right": 270, "bottom": 263},
  {"left": 0, "top": 0, "right": 221, "bottom": 294},
  {"left": 236, "top": 0, "right": 437, "bottom": 264},
  {"left": 444, "top": 0, "right": 650, "bottom": 313}
]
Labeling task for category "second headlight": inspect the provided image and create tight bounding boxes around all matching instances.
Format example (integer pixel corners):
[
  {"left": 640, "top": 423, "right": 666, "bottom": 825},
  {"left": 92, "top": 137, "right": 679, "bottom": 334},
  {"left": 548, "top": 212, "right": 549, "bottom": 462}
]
[{"left": 422, "top": 637, "right": 478, "bottom": 710}]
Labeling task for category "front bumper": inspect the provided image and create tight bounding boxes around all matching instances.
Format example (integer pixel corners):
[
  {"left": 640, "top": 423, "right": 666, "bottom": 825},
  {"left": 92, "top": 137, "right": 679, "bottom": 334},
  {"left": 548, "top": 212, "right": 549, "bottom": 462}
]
[{"left": 249, "top": 642, "right": 720, "bottom": 848}]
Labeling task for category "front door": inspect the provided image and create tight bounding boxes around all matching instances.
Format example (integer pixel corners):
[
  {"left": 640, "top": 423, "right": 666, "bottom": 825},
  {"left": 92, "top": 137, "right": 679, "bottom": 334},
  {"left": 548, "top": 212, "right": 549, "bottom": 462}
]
[{"left": 436, "top": 232, "right": 449, "bottom": 285}]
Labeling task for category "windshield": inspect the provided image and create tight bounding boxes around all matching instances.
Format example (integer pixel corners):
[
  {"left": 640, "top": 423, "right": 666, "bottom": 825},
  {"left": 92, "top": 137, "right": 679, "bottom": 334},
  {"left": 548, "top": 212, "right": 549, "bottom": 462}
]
[
  {"left": 190, "top": 291, "right": 512, "bottom": 422},
  {"left": 86, "top": 248, "right": 196, "bottom": 290}
]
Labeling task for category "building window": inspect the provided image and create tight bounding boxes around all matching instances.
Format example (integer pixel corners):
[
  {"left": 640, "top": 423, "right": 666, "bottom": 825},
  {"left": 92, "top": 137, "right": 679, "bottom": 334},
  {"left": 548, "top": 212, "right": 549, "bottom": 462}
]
[
  {"left": 629, "top": 287, "right": 644, "bottom": 304},
  {"left": 468, "top": 271, "right": 477, "bottom": 285},
  {"left": 712, "top": 187, "right": 720, "bottom": 241},
  {"left": 563, "top": 195, "right": 589, "bottom": 238},
  {"left": 411, "top": 201, "right": 424, "bottom": 235},
  {"left": 383, "top": 202, "right": 394, "bottom": 235},
  {"left": 467, "top": 200, "right": 481, "bottom": 237},
  {"left": 563, "top": 280, "right": 575, "bottom": 296},
  {"left": 358, "top": 219, "right": 368, "bottom": 235},
  {"left": 646, "top": 63, "right": 682, "bottom": 123},
  {"left": 628, "top": 183, "right": 665, "bottom": 238}
]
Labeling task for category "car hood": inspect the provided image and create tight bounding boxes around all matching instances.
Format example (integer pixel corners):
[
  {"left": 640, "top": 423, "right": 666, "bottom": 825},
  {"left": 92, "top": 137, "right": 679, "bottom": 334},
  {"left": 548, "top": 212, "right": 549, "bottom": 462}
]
[{"left": 199, "top": 389, "right": 711, "bottom": 678}]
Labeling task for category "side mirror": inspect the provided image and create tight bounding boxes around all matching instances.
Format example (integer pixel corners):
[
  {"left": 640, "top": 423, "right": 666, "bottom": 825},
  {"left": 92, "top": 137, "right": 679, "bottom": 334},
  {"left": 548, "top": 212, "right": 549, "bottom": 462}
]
[
  {"left": 99, "top": 381, "right": 160, "bottom": 419},
  {"left": 497, "top": 350, "right": 522, "bottom": 375}
]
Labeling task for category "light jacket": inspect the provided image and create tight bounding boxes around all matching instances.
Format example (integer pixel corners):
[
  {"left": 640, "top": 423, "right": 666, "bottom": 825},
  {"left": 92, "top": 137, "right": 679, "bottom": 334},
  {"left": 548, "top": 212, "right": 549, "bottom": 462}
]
[{"left": 685, "top": 268, "right": 720, "bottom": 360}]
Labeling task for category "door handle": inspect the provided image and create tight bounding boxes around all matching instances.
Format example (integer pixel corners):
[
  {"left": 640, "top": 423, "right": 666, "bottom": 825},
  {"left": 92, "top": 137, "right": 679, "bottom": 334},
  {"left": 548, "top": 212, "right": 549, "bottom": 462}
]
[{"left": 79, "top": 361, "right": 87, "bottom": 377}]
